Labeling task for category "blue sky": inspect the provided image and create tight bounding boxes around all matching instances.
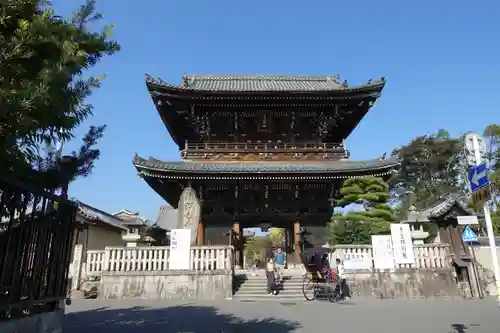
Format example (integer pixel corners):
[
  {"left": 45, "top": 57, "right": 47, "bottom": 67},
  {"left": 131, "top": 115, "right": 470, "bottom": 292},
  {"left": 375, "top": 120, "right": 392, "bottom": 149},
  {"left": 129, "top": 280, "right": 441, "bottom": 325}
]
[{"left": 52, "top": 0, "right": 499, "bottom": 221}]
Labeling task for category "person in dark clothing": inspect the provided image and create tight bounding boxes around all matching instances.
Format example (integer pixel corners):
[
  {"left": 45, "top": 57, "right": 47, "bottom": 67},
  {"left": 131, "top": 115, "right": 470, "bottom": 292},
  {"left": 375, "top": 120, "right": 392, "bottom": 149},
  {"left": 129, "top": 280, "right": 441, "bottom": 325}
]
[{"left": 265, "top": 257, "right": 278, "bottom": 295}]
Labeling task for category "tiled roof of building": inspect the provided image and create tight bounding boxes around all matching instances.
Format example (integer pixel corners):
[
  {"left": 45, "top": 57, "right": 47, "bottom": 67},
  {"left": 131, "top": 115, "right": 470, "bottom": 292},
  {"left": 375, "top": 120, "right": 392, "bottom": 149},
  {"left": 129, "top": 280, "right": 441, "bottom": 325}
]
[
  {"left": 133, "top": 154, "right": 399, "bottom": 174},
  {"left": 76, "top": 201, "right": 128, "bottom": 231},
  {"left": 403, "top": 196, "right": 474, "bottom": 223},
  {"left": 145, "top": 74, "right": 385, "bottom": 93}
]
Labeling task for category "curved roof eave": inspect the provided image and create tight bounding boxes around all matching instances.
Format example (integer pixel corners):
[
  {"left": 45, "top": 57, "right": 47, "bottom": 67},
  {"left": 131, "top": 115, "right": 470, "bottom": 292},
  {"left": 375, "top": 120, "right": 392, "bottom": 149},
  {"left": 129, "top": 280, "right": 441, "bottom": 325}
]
[{"left": 132, "top": 154, "right": 400, "bottom": 175}]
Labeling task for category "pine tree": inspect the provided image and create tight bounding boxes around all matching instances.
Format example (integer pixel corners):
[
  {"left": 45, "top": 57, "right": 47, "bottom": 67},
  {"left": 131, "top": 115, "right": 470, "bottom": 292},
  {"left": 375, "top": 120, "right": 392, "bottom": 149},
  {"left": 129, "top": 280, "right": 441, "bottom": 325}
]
[
  {"left": 0, "top": 0, "right": 119, "bottom": 190},
  {"left": 327, "top": 177, "right": 395, "bottom": 245},
  {"left": 390, "top": 130, "right": 464, "bottom": 210}
]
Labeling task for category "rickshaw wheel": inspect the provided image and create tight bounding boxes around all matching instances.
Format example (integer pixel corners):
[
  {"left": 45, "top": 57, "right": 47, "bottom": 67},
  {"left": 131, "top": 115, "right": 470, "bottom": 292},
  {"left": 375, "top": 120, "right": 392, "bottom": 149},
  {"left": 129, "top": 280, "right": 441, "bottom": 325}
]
[
  {"left": 327, "top": 281, "right": 342, "bottom": 303},
  {"left": 302, "top": 277, "right": 317, "bottom": 301}
]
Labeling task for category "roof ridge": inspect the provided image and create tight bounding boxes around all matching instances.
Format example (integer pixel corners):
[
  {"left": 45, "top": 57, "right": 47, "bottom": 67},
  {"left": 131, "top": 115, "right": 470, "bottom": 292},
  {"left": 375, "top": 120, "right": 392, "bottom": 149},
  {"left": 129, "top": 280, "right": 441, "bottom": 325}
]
[{"left": 184, "top": 74, "right": 339, "bottom": 82}]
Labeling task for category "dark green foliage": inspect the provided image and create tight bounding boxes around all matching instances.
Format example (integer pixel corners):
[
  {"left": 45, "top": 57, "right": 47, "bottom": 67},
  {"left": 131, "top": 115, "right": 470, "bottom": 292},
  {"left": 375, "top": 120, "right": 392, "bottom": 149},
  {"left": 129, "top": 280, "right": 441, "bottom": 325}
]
[
  {"left": 482, "top": 124, "right": 500, "bottom": 234},
  {"left": 0, "top": 0, "right": 119, "bottom": 190},
  {"left": 327, "top": 177, "right": 396, "bottom": 245},
  {"left": 390, "top": 126, "right": 500, "bottom": 235},
  {"left": 390, "top": 130, "right": 465, "bottom": 210},
  {"left": 483, "top": 124, "right": 500, "bottom": 207}
]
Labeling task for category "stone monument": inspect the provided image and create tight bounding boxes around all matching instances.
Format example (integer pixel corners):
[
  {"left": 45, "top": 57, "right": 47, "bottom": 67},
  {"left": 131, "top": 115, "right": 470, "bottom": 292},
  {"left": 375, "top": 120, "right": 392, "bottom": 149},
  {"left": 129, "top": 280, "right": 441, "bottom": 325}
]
[{"left": 177, "top": 185, "right": 201, "bottom": 245}]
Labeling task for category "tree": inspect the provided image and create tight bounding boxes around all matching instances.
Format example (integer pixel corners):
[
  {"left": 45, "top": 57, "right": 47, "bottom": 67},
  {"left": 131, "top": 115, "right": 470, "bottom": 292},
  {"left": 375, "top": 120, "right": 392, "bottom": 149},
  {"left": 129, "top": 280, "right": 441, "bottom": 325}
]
[
  {"left": 0, "top": 0, "right": 119, "bottom": 190},
  {"left": 479, "top": 124, "right": 500, "bottom": 235},
  {"left": 244, "top": 235, "right": 271, "bottom": 266},
  {"left": 483, "top": 124, "right": 500, "bottom": 206},
  {"left": 326, "top": 177, "right": 396, "bottom": 245},
  {"left": 268, "top": 228, "right": 286, "bottom": 247},
  {"left": 390, "top": 130, "right": 464, "bottom": 211},
  {"left": 492, "top": 211, "right": 500, "bottom": 235}
]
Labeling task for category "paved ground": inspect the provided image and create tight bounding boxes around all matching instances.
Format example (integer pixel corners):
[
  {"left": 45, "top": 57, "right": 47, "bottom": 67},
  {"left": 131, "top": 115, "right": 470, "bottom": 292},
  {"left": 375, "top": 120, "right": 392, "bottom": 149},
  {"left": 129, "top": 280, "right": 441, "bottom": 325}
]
[{"left": 64, "top": 298, "right": 500, "bottom": 333}]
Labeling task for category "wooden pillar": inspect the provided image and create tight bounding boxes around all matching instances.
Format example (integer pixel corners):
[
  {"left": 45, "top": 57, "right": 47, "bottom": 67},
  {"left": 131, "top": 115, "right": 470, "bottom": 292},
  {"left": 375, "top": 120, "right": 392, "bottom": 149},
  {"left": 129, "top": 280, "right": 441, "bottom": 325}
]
[
  {"left": 196, "top": 219, "right": 204, "bottom": 245},
  {"left": 294, "top": 220, "right": 301, "bottom": 262},
  {"left": 233, "top": 220, "right": 242, "bottom": 268}
]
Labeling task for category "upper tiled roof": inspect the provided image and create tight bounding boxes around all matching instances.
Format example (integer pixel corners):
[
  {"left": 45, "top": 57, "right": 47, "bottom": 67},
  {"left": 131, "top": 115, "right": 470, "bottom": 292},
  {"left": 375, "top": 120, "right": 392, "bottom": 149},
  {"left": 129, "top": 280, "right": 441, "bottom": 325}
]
[
  {"left": 133, "top": 154, "right": 399, "bottom": 174},
  {"left": 145, "top": 74, "right": 385, "bottom": 93}
]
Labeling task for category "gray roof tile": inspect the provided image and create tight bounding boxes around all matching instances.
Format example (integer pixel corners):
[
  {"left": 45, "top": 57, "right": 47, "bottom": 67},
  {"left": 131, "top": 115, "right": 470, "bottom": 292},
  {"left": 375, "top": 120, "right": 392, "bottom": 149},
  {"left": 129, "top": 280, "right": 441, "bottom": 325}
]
[
  {"left": 133, "top": 154, "right": 399, "bottom": 174},
  {"left": 145, "top": 74, "right": 385, "bottom": 92},
  {"left": 76, "top": 201, "right": 128, "bottom": 231},
  {"left": 402, "top": 196, "right": 474, "bottom": 222}
]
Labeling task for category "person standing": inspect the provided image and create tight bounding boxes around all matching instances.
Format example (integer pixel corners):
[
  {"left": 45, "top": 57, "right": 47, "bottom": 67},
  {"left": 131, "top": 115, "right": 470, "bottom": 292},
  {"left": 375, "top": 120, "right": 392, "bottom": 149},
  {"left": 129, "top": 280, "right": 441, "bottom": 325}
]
[
  {"left": 335, "top": 258, "right": 349, "bottom": 299},
  {"left": 266, "top": 257, "right": 277, "bottom": 295},
  {"left": 274, "top": 248, "right": 286, "bottom": 282}
]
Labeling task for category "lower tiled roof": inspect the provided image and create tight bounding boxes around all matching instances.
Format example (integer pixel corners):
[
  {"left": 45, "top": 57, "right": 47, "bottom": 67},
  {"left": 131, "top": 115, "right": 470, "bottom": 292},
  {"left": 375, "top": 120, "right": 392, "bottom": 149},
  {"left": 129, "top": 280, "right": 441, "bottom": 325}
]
[{"left": 133, "top": 154, "right": 399, "bottom": 174}]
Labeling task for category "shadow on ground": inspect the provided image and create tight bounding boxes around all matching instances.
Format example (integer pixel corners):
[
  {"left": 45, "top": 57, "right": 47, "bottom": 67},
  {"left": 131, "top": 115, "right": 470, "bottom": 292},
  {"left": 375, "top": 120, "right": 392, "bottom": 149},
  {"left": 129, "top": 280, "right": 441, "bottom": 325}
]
[
  {"left": 64, "top": 305, "right": 301, "bottom": 333},
  {"left": 450, "top": 323, "right": 481, "bottom": 333}
]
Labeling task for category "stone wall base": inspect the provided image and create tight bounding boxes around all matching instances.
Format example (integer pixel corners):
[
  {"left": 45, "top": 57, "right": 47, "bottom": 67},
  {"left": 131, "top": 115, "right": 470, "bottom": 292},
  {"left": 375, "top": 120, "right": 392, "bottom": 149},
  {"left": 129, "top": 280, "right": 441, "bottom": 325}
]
[
  {"left": 0, "top": 309, "right": 64, "bottom": 333},
  {"left": 347, "top": 268, "right": 460, "bottom": 299},
  {"left": 99, "top": 270, "right": 233, "bottom": 301}
]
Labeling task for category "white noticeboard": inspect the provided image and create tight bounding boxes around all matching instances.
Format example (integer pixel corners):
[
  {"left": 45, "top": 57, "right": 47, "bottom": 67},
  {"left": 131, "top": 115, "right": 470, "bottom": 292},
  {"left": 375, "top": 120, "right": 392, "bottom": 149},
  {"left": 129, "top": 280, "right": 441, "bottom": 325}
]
[
  {"left": 457, "top": 215, "right": 479, "bottom": 226},
  {"left": 343, "top": 252, "right": 372, "bottom": 270},
  {"left": 390, "top": 224, "right": 415, "bottom": 265},
  {"left": 169, "top": 229, "right": 191, "bottom": 270},
  {"left": 371, "top": 235, "right": 395, "bottom": 270}
]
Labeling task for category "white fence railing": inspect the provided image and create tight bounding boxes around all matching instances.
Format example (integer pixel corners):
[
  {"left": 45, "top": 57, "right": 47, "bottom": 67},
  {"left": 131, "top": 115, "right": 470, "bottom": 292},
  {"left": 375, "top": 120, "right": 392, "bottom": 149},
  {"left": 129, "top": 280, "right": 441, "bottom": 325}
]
[
  {"left": 327, "top": 244, "right": 452, "bottom": 269},
  {"left": 80, "top": 245, "right": 233, "bottom": 278}
]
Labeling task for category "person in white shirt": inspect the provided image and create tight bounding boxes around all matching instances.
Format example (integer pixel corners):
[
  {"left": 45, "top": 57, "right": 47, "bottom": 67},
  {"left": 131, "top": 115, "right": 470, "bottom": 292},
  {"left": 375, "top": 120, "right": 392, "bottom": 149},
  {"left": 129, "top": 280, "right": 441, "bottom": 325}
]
[{"left": 335, "top": 258, "right": 349, "bottom": 299}]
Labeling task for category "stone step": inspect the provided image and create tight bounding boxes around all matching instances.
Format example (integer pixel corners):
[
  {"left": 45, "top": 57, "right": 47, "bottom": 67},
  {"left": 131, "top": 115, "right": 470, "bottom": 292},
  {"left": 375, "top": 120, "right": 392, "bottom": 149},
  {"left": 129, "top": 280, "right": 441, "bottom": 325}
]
[
  {"left": 237, "top": 283, "right": 304, "bottom": 288},
  {"left": 239, "top": 283, "right": 302, "bottom": 290},
  {"left": 238, "top": 278, "right": 303, "bottom": 283},
  {"left": 234, "top": 297, "right": 307, "bottom": 302},
  {"left": 233, "top": 293, "right": 305, "bottom": 300},
  {"left": 235, "top": 291, "right": 305, "bottom": 297},
  {"left": 233, "top": 273, "right": 314, "bottom": 301}
]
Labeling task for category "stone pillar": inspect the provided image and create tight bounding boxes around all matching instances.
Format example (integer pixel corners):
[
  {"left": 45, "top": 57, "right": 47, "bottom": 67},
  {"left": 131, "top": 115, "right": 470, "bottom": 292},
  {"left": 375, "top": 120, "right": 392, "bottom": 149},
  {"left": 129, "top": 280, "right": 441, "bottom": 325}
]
[
  {"left": 71, "top": 244, "right": 83, "bottom": 291},
  {"left": 196, "top": 219, "right": 204, "bottom": 245},
  {"left": 294, "top": 220, "right": 301, "bottom": 263}
]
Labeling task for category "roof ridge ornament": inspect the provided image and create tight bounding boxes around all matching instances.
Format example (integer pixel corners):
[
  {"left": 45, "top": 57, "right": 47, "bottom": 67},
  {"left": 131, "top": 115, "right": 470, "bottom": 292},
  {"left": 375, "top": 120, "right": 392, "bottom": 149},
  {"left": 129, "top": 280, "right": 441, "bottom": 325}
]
[
  {"left": 182, "top": 73, "right": 191, "bottom": 87},
  {"left": 145, "top": 74, "right": 167, "bottom": 86},
  {"left": 333, "top": 73, "right": 340, "bottom": 84}
]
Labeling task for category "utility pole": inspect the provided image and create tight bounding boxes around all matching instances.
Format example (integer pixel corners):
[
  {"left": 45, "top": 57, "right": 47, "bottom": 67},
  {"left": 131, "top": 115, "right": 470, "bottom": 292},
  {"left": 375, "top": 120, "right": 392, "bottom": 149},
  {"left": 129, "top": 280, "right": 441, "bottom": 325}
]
[{"left": 465, "top": 133, "right": 500, "bottom": 306}]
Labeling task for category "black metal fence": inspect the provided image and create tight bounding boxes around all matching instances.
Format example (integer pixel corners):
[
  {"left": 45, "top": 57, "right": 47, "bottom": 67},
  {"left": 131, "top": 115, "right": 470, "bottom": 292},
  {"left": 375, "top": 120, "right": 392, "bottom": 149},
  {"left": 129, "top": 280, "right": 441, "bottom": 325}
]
[{"left": 0, "top": 177, "right": 77, "bottom": 320}]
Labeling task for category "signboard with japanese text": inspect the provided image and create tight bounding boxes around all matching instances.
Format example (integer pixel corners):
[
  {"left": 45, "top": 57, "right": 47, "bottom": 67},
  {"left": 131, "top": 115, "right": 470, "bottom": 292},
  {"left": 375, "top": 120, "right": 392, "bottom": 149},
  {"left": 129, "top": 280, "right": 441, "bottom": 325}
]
[
  {"left": 390, "top": 224, "right": 415, "bottom": 265},
  {"left": 169, "top": 229, "right": 191, "bottom": 270},
  {"left": 371, "top": 235, "right": 395, "bottom": 270},
  {"left": 343, "top": 252, "right": 372, "bottom": 270}
]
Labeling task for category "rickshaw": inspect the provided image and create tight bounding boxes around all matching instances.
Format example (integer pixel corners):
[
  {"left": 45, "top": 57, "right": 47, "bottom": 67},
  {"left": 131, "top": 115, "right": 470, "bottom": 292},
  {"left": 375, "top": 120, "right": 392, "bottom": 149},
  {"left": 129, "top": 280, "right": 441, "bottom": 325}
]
[{"left": 300, "top": 247, "right": 342, "bottom": 302}]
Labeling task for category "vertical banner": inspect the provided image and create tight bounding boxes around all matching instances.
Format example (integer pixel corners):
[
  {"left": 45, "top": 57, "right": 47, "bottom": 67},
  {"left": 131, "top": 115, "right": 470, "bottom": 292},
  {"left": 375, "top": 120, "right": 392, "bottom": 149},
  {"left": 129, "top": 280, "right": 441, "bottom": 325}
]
[
  {"left": 169, "top": 229, "right": 191, "bottom": 270},
  {"left": 390, "top": 224, "right": 415, "bottom": 265},
  {"left": 371, "top": 235, "right": 395, "bottom": 270}
]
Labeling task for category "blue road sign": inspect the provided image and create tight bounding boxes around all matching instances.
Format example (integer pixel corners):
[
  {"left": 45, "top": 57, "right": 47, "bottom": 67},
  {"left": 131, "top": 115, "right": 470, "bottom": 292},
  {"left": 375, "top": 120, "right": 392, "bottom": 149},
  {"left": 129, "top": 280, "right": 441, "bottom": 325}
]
[
  {"left": 462, "top": 225, "right": 478, "bottom": 243},
  {"left": 468, "top": 163, "right": 489, "bottom": 192}
]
